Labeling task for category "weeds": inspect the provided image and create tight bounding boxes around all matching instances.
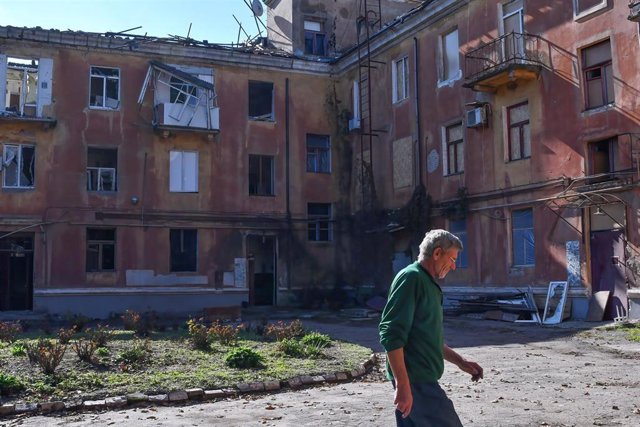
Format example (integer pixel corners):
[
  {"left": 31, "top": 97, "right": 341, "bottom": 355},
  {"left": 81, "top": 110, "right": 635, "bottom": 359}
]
[
  {"left": 25, "top": 339, "right": 67, "bottom": 375},
  {"left": 73, "top": 338, "right": 98, "bottom": 363},
  {"left": 225, "top": 346, "right": 264, "bottom": 369},
  {"left": 87, "top": 324, "right": 114, "bottom": 347},
  {"left": 10, "top": 342, "right": 27, "bottom": 357},
  {"left": 117, "top": 339, "right": 151, "bottom": 369},
  {"left": 187, "top": 318, "right": 212, "bottom": 350},
  {"left": 209, "top": 321, "right": 242, "bottom": 346},
  {"left": 264, "top": 320, "right": 305, "bottom": 342},
  {"left": 300, "top": 332, "right": 331, "bottom": 349},
  {"left": 0, "top": 372, "right": 24, "bottom": 396}
]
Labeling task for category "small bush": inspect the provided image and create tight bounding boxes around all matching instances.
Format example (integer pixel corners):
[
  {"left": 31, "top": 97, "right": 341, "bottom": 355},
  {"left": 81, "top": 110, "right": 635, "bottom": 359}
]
[
  {"left": 300, "top": 332, "right": 331, "bottom": 349},
  {"left": 11, "top": 342, "right": 27, "bottom": 356},
  {"left": 0, "top": 372, "right": 24, "bottom": 396},
  {"left": 187, "top": 318, "right": 211, "bottom": 350},
  {"left": 121, "top": 310, "right": 141, "bottom": 331},
  {"left": 277, "top": 338, "right": 305, "bottom": 357},
  {"left": 0, "top": 321, "right": 22, "bottom": 343},
  {"left": 73, "top": 338, "right": 98, "bottom": 363},
  {"left": 96, "top": 347, "right": 110, "bottom": 357},
  {"left": 117, "top": 339, "right": 151, "bottom": 367},
  {"left": 57, "top": 327, "right": 76, "bottom": 344},
  {"left": 264, "top": 320, "right": 305, "bottom": 342},
  {"left": 225, "top": 346, "right": 264, "bottom": 369},
  {"left": 210, "top": 321, "right": 242, "bottom": 346},
  {"left": 88, "top": 324, "right": 114, "bottom": 347},
  {"left": 25, "top": 339, "right": 67, "bottom": 375}
]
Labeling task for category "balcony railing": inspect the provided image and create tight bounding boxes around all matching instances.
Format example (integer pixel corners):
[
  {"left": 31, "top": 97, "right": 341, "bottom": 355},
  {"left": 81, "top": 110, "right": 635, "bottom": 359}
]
[
  {"left": 464, "top": 32, "right": 548, "bottom": 90},
  {"left": 630, "top": 1, "right": 640, "bottom": 22}
]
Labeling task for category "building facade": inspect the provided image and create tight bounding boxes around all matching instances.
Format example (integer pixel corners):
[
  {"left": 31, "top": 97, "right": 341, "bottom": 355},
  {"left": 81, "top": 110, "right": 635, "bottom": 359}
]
[{"left": 1, "top": 0, "right": 639, "bottom": 319}]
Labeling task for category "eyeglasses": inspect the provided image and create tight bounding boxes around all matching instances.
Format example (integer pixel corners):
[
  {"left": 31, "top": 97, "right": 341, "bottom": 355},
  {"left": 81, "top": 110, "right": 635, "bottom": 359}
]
[{"left": 449, "top": 256, "right": 457, "bottom": 265}]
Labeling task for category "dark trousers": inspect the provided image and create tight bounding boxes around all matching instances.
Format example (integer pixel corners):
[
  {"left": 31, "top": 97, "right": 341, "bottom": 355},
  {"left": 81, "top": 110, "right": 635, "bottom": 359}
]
[{"left": 393, "top": 381, "right": 463, "bottom": 427}]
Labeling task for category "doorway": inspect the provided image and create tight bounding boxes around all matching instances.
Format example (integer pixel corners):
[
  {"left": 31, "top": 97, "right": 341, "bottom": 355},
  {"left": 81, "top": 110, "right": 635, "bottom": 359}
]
[
  {"left": 590, "top": 229, "right": 626, "bottom": 320},
  {"left": 246, "top": 234, "right": 276, "bottom": 306},
  {"left": 0, "top": 233, "right": 34, "bottom": 311}
]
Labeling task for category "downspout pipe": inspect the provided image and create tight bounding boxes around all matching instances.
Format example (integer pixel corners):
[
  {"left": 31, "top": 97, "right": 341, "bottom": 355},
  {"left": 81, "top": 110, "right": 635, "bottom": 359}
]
[
  {"left": 413, "top": 37, "right": 423, "bottom": 187},
  {"left": 285, "top": 78, "right": 291, "bottom": 299}
]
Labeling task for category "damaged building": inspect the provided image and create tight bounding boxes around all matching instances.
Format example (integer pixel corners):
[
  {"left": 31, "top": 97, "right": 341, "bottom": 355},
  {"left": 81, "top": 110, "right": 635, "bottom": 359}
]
[{"left": 1, "top": 0, "right": 639, "bottom": 321}]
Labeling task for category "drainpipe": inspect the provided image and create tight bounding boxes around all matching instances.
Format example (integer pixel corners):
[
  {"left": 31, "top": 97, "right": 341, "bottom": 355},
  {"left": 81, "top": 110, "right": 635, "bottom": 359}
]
[
  {"left": 413, "top": 37, "right": 423, "bottom": 187},
  {"left": 285, "top": 78, "right": 291, "bottom": 297}
]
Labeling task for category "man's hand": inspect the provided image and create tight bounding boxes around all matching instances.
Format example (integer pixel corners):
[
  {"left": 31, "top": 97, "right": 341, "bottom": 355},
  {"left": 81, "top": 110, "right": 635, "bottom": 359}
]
[
  {"left": 459, "top": 360, "right": 483, "bottom": 382},
  {"left": 394, "top": 381, "right": 413, "bottom": 418}
]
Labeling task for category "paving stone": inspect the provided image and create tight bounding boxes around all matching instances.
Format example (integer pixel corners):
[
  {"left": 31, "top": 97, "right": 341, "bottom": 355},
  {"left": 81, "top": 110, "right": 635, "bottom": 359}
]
[
  {"left": 203, "top": 389, "right": 226, "bottom": 400},
  {"left": 168, "top": 390, "right": 189, "bottom": 402},
  {"left": 264, "top": 380, "right": 281, "bottom": 391},
  {"left": 38, "top": 401, "right": 65, "bottom": 413},
  {"left": 148, "top": 394, "right": 169, "bottom": 404},
  {"left": 14, "top": 403, "right": 38, "bottom": 414},
  {"left": 186, "top": 388, "right": 204, "bottom": 399},
  {"left": 83, "top": 400, "right": 106, "bottom": 411},
  {"left": 0, "top": 404, "right": 15, "bottom": 416},
  {"left": 105, "top": 396, "right": 128, "bottom": 408},
  {"left": 126, "top": 392, "right": 149, "bottom": 404}
]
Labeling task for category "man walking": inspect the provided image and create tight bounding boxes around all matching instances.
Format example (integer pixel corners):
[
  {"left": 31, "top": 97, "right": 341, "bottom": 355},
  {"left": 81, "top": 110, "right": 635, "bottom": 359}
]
[{"left": 379, "top": 229, "right": 483, "bottom": 426}]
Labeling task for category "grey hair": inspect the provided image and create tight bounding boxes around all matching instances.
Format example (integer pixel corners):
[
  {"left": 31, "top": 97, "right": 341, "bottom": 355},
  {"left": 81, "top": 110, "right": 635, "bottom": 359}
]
[{"left": 418, "top": 229, "right": 463, "bottom": 262}]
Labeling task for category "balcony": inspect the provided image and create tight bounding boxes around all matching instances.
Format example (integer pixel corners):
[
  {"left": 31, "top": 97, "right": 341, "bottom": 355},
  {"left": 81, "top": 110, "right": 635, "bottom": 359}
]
[
  {"left": 630, "top": 1, "right": 640, "bottom": 22},
  {"left": 463, "top": 32, "right": 548, "bottom": 92}
]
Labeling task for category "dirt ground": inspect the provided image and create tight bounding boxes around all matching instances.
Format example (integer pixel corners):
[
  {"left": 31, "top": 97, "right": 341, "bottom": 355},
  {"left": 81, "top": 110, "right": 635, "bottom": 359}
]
[{"left": 3, "top": 315, "right": 640, "bottom": 427}]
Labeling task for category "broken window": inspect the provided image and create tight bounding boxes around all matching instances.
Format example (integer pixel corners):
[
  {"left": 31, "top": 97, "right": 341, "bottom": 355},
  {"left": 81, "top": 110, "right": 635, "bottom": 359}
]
[
  {"left": 304, "top": 20, "right": 326, "bottom": 56},
  {"left": 248, "top": 81, "right": 274, "bottom": 121},
  {"left": 449, "top": 219, "right": 468, "bottom": 268},
  {"left": 512, "top": 208, "right": 534, "bottom": 266},
  {"left": 89, "top": 66, "right": 120, "bottom": 109},
  {"left": 589, "top": 137, "right": 618, "bottom": 182},
  {"left": 1, "top": 55, "right": 53, "bottom": 118},
  {"left": 170, "top": 229, "right": 197, "bottom": 272},
  {"left": 441, "top": 28, "right": 459, "bottom": 82},
  {"left": 87, "top": 147, "right": 117, "bottom": 192},
  {"left": 2, "top": 144, "right": 35, "bottom": 188},
  {"left": 169, "top": 150, "right": 198, "bottom": 192},
  {"left": 582, "top": 39, "right": 614, "bottom": 109},
  {"left": 308, "top": 203, "right": 332, "bottom": 242},
  {"left": 507, "top": 101, "right": 531, "bottom": 161},
  {"left": 306, "top": 134, "right": 331, "bottom": 173},
  {"left": 392, "top": 56, "right": 409, "bottom": 103},
  {"left": 249, "top": 154, "right": 274, "bottom": 196},
  {"left": 86, "top": 228, "right": 116, "bottom": 272},
  {"left": 444, "top": 122, "right": 464, "bottom": 175},
  {"left": 169, "top": 76, "right": 197, "bottom": 105}
]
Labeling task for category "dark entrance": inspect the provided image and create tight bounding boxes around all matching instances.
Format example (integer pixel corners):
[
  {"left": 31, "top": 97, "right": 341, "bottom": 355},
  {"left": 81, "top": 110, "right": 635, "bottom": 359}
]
[
  {"left": 246, "top": 235, "right": 275, "bottom": 306},
  {"left": 0, "top": 233, "right": 34, "bottom": 311},
  {"left": 590, "top": 229, "right": 626, "bottom": 320}
]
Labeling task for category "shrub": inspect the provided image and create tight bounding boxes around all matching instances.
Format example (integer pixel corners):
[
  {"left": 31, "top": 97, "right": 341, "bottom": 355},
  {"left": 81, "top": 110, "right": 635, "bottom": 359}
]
[
  {"left": 73, "top": 338, "right": 98, "bottom": 363},
  {"left": 121, "top": 310, "right": 141, "bottom": 331},
  {"left": 0, "top": 372, "right": 24, "bottom": 396},
  {"left": 209, "top": 321, "right": 242, "bottom": 346},
  {"left": 0, "top": 321, "right": 22, "bottom": 343},
  {"left": 187, "top": 318, "right": 211, "bottom": 350},
  {"left": 277, "top": 338, "right": 305, "bottom": 357},
  {"left": 11, "top": 342, "right": 27, "bottom": 356},
  {"left": 25, "top": 339, "right": 67, "bottom": 375},
  {"left": 88, "top": 324, "right": 114, "bottom": 347},
  {"left": 57, "top": 327, "right": 76, "bottom": 344},
  {"left": 300, "top": 332, "right": 331, "bottom": 349},
  {"left": 264, "top": 320, "right": 305, "bottom": 342},
  {"left": 117, "top": 339, "right": 151, "bottom": 367},
  {"left": 225, "top": 346, "right": 264, "bottom": 369}
]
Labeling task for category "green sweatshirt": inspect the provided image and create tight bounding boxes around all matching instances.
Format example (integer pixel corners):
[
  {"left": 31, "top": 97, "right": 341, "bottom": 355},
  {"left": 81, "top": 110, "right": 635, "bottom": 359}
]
[{"left": 379, "top": 261, "right": 444, "bottom": 383}]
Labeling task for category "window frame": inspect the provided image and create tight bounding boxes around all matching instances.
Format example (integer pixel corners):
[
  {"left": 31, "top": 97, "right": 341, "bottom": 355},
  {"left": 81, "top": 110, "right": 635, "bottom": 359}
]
[
  {"left": 169, "top": 76, "right": 198, "bottom": 105},
  {"left": 306, "top": 134, "right": 331, "bottom": 173},
  {"left": 582, "top": 40, "right": 614, "bottom": 110},
  {"left": 87, "top": 147, "right": 118, "bottom": 192},
  {"left": 391, "top": 56, "right": 409, "bottom": 103},
  {"left": 507, "top": 101, "right": 531, "bottom": 162},
  {"left": 511, "top": 208, "right": 535, "bottom": 267},
  {"left": 86, "top": 228, "right": 116, "bottom": 272},
  {"left": 439, "top": 28, "right": 460, "bottom": 84},
  {"left": 572, "top": 0, "right": 608, "bottom": 20},
  {"left": 307, "top": 203, "right": 333, "bottom": 242},
  {"left": 170, "top": 228, "right": 198, "bottom": 272},
  {"left": 169, "top": 150, "right": 199, "bottom": 193},
  {"left": 2, "top": 143, "right": 35, "bottom": 189},
  {"left": 449, "top": 218, "right": 468, "bottom": 269},
  {"left": 304, "top": 20, "right": 326, "bottom": 56},
  {"left": 443, "top": 122, "right": 464, "bottom": 176},
  {"left": 248, "top": 80, "right": 275, "bottom": 121},
  {"left": 89, "top": 66, "right": 120, "bottom": 110},
  {"left": 248, "top": 154, "right": 275, "bottom": 196}
]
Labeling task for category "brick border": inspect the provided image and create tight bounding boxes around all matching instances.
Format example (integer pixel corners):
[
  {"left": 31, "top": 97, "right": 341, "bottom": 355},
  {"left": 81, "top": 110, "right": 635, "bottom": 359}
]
[{"left": 0, "top": 353, "right": 378, "bottom": 418}]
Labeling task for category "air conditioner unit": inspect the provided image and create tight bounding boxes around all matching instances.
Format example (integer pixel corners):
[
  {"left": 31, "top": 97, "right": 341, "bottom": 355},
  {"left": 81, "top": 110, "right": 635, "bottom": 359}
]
[
  {"left": 466, "top": 107, "right": 487, "bottom": 128},
  {"left": 348, "top": 117, "right": 361, "bottom": 131}
]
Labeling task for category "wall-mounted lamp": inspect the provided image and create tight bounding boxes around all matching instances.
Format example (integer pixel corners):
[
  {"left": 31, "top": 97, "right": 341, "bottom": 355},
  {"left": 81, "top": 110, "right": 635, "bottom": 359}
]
[{"left": 594, "top": 206, "right": 605, "bottom": 216}]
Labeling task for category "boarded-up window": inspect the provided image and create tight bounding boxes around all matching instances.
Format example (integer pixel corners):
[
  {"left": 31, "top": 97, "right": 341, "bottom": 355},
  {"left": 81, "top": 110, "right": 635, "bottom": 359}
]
[
  {"left": 393, "top": 137, "right": 413, "bottom": 189},
  {"left": 169, "top": 150, "right": 198, "bottom": 193},
  {"left": 512, "top": 208, "right": 534, "bottom": 266}
]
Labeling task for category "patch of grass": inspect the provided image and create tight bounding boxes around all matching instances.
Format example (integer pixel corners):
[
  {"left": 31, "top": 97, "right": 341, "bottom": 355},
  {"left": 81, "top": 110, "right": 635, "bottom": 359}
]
[{"left": 0, "top": 322, "right": 372, "bottom": 404}]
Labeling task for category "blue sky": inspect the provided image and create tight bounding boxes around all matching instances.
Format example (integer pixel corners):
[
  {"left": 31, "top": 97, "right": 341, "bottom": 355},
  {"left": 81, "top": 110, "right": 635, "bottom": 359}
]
[{"left": 0, "top": 0, "right": 266, "bottom": 44}]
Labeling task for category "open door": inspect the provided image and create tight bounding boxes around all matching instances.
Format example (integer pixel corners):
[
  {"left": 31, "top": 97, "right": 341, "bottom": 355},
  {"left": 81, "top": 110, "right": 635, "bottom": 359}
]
[
  {"left": 590, "top": 230, "right": 626, "bottom": 320},
  {"left": 0, "top": 234, "right": 34, "bottom": 311},
  {"left": 246, "top": 235, "right": 276, "bottom": 306}
]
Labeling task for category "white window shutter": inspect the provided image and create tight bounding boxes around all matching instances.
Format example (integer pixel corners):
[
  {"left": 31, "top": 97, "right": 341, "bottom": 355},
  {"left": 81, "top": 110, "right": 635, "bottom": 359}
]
[
  {"left": 0, "top": 55, "right": 7, "bottom": 111},
  {"left": 183, "top": 151, "right": 198, "bottom": 192},
  {"left": 169, "top": 151, "right": 182, "bottom": 192},
  {"left": 37, "top": 58, "right": 53, "bottom": 117}
]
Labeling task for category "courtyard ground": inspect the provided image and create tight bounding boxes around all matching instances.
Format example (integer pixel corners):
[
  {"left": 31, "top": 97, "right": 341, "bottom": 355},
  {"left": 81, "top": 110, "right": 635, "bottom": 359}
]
[{"left": 2, "top": 314, "right": 640, "bottom": 427}]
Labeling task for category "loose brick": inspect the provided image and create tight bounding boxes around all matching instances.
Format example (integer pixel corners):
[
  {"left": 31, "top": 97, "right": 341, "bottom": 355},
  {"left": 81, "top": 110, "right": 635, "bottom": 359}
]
[
  {"left": 83, "top": 400, "right": 106, "bottom": 411},
  {"left": 168, "top": 390, "right": 188, "bottom": 402},
  {"left": 186, "top": 388, "right": 204, "bottom": 399},
  {"left": 203, "top": 389, "right": 226, "bottom": 400}
]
